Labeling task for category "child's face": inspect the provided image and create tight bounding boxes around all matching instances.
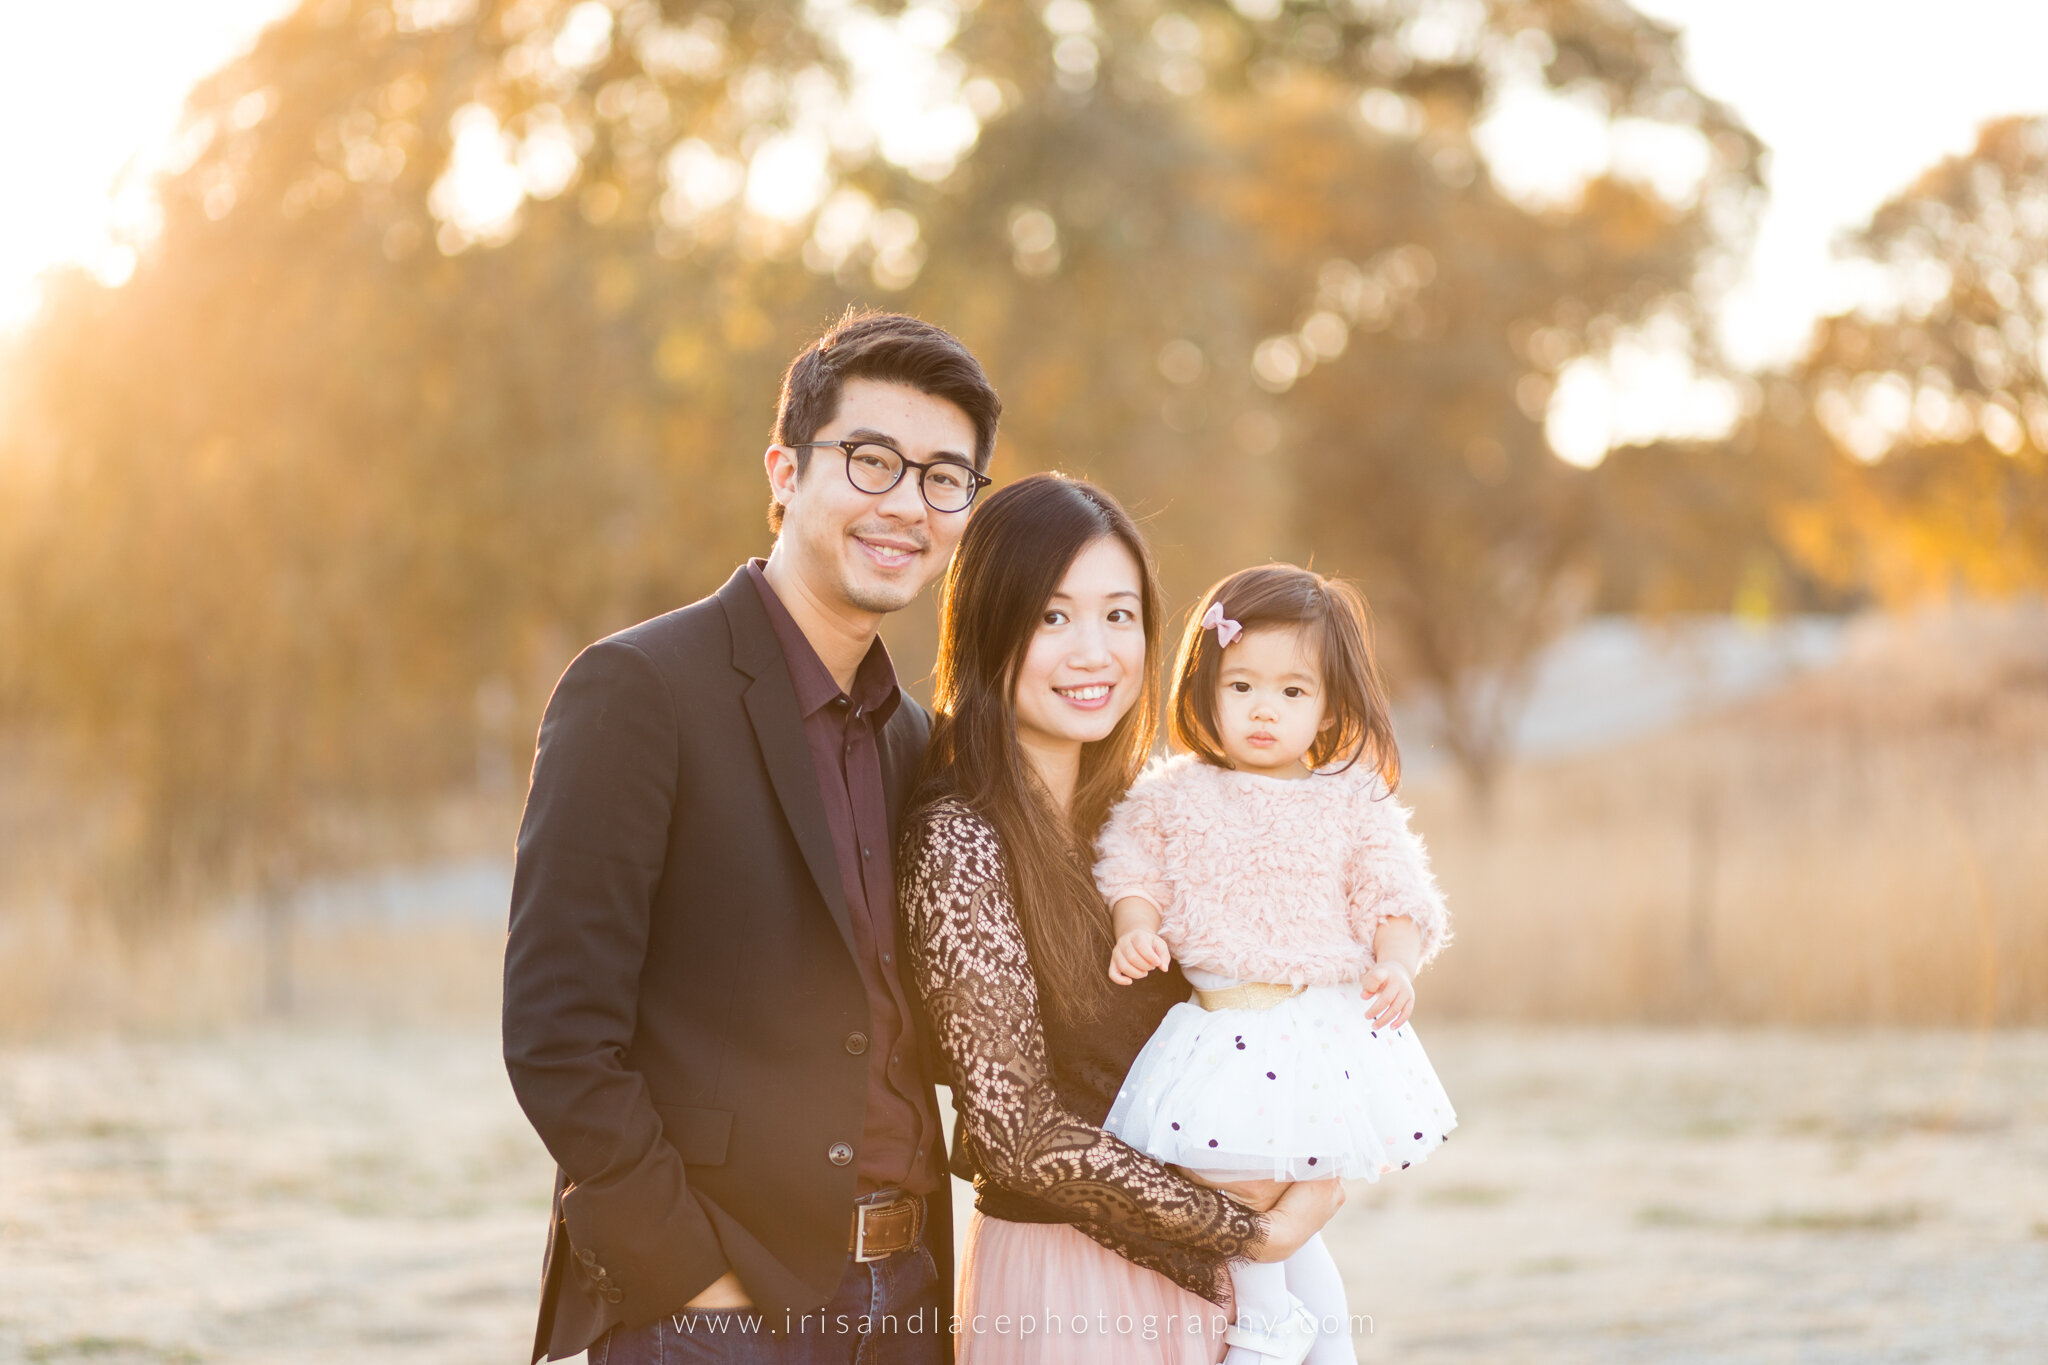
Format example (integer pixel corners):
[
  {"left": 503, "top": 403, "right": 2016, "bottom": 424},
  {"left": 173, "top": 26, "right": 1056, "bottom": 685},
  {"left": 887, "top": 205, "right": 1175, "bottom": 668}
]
[{"left": 1214, "top": 625, "right": 1331, "bottom": 778}]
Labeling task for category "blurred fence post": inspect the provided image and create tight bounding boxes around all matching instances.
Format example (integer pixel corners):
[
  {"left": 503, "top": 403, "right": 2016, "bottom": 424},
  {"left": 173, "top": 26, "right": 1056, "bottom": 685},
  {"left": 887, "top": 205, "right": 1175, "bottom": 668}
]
[
  {"left": 1686, "top": 777, "right": 1718, "bottom": 1015},
  {"left": 262, "top": 892, "right": 294, "bottom": 1017}
]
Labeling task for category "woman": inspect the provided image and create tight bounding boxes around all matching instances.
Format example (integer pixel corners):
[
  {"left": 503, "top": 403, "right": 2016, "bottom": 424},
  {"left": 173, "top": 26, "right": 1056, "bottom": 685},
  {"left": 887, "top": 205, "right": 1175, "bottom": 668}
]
[{"left": 899, "top": 475, "right": 1343, "bottom": 1364}]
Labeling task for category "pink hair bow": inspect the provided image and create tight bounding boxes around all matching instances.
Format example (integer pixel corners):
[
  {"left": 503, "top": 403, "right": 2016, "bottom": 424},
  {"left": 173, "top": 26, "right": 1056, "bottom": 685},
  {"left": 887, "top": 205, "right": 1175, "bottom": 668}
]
[{"left": 1201, "top": 601, "right": 1243, "bottom": 648}]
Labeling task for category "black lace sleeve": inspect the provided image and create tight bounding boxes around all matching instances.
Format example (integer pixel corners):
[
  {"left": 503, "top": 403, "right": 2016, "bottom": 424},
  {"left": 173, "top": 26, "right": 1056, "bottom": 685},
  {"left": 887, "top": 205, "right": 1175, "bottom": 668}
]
[{"left": 901, "top": 801, "right": 1265, "bottom": 1303}]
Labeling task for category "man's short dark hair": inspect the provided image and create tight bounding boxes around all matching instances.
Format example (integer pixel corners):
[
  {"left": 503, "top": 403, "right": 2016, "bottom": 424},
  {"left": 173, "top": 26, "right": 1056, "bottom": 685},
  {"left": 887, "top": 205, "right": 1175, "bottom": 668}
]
[{"left": 768, "top": 309, "right": 1001, "bottom": 532}]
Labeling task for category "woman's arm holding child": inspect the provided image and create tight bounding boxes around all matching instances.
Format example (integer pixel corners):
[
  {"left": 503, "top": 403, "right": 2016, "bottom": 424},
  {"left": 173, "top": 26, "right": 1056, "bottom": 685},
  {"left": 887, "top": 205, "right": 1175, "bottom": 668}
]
[
  {"left": 902, "top": 808, "right": 1271, "bottom": 1303},
  {"left": 1108, "top": 895, "right": 1172, "bottom": 984}
]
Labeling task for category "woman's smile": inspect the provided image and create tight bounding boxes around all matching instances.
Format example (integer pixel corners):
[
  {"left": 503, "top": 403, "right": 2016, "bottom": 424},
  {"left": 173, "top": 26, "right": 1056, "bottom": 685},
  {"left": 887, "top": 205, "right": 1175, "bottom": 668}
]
[{"left": 1054, "top": 682, "right": 1114, "bottom": 708}]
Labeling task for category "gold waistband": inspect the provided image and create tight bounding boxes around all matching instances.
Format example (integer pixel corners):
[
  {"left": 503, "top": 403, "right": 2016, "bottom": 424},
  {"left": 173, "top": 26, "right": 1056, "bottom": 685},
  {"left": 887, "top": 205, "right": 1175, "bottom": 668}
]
[{"left": 1193, "top": 982, "right": 1304, "bottom": 1012}]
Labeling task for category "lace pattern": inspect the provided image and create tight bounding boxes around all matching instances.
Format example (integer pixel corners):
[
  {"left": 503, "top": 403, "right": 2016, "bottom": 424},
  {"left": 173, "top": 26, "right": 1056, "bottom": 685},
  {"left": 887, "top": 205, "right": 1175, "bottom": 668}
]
[{"left": 900, "top": 798, "right": 1265, "bottom": 1303}]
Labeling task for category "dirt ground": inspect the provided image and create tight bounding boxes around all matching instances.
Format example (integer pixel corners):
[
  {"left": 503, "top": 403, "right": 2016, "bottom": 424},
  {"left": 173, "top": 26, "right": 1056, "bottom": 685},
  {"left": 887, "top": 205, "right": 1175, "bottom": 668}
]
[
  {"left": 1324, "top": 1026, "right": 2048, "bottom": 1364},
  {"left": 1, "top": 1025, "right": 2043, "bottom": 1364}
]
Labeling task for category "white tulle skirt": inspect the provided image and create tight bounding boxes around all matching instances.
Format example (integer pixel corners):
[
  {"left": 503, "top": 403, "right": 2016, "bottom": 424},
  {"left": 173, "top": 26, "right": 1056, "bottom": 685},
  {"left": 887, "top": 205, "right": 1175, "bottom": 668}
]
[{"left": 1104, "top": 981, "right": 1457, "bottom": 1181}]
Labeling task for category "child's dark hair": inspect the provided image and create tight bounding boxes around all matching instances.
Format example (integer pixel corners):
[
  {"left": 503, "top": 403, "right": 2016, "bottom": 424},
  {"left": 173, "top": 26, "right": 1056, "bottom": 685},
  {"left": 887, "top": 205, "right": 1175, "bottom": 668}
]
[{"left": 1167, "top": 564, "right": 1401, "bottom": 789}]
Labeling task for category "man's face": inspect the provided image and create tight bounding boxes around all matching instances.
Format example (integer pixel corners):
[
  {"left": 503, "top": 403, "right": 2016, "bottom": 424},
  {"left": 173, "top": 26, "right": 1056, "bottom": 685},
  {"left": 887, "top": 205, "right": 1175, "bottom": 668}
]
[{"left": 767, "top": 377, "right": 979, "bottom": 617}]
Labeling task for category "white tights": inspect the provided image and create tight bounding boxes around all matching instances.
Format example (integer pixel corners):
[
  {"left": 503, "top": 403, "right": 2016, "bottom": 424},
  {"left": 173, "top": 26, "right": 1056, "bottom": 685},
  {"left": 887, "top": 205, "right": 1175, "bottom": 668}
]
[{"left": 1222, "top": 1233, "right": 1355, "bottom": 1365}]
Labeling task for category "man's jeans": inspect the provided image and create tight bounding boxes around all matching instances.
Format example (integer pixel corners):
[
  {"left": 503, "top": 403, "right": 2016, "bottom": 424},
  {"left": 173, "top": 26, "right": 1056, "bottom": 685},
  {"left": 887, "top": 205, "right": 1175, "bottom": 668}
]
[{"left": 588, "top": 1231, "right": 948, "bottom": 1365}]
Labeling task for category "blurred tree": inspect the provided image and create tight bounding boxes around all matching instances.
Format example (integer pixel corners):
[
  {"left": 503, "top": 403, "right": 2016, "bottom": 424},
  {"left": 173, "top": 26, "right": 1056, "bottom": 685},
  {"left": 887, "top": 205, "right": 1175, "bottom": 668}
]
[
  {"left": 1267, "top": 3, "right": 1759, "bottom": 799},
  {"left": 1, "top": 0, "right": 845, "bottom": 933},
  {"left": 1586, "top": 372, "right": 1862, "bottom": 621},
  {"left": 1589, "top": 433, "right": 1812, "bottom": 619},
  {"left": 0, "top": 0, "right": 1766, "bottom": 915},
  {"left": 907, "top": 0, "right": 1763, "bottom": 798},
  {"left": 1789, "top": 116, "right": 2048, "bottom": 600}
]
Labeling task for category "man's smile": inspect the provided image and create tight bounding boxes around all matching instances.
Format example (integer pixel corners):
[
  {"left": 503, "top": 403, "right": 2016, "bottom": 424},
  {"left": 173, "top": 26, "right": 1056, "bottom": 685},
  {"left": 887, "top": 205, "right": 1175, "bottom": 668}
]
[{"left": 852, "top": 531, "right": 925, "bottom": 569}]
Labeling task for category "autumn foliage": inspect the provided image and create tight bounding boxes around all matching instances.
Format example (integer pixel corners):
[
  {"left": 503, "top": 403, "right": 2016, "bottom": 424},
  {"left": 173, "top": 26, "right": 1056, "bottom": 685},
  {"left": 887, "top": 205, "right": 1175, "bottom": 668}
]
[{"left": 0, "top": 0, "right": 2039, "bottom": 911}]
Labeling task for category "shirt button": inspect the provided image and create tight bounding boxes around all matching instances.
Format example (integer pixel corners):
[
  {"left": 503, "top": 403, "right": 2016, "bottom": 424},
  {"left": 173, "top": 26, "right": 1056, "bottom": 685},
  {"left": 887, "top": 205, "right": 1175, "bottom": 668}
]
[
  {"left": 881, "top": 951, "right": 892, "bottom": 965},
  {"left": 862, "top": 846, "right": 870, "bottom": 859},
  {"left": 845, "top": 1032, "right": 869, "bottom": 1055},
  {"left": 891, "top": 1053, "right": 901, "bottom": 1067},
  {"left": 828, "top": 1142, "right": 854, "bottom": 1166}
]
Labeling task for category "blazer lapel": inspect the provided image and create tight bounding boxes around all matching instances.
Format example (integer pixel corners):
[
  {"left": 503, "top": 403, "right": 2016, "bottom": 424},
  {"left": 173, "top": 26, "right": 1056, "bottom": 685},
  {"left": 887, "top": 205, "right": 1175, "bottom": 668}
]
[{"left": 718, "top": 570, "right": 859, "bottom": 963}]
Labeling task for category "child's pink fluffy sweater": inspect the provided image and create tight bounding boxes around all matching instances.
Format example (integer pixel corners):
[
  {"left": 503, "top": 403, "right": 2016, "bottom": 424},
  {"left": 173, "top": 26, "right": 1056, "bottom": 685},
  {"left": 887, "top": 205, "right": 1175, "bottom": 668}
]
[{"left": 1094, "top": 754, "right": 1450, "bottom": 987}]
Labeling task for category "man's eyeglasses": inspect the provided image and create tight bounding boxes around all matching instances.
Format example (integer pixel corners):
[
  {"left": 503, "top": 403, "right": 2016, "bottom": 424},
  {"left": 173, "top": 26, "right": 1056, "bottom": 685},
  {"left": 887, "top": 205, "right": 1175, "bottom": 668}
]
[{"left": 786, "top": 440, "right": 993, "bottom": 514}]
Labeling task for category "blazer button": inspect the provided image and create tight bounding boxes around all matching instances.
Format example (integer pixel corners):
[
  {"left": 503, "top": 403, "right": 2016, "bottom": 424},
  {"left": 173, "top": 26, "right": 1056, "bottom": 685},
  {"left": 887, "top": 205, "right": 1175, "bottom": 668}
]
[
  {"left": 845, "top": 1032, "right": 869, "bottom": 1055},
  {"left": 604, "top": 1287, "right": 624, "bottom": 1304},
  {"left": 576, "top": 1247, "right": 597, "bottom": 1267},
  {"left": 828, "top": 1141, "right": 854, "bottom": 1166}
]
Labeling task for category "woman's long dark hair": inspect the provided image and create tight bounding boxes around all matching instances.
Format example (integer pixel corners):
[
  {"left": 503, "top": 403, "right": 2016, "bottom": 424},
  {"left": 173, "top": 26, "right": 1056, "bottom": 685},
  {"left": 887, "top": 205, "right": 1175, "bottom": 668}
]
[{"left": 914, "top": 473, "right": 1163, "bottom": 1023}]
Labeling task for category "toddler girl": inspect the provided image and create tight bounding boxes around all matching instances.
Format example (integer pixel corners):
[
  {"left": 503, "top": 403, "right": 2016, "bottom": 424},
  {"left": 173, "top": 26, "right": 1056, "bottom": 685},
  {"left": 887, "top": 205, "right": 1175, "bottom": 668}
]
[{"left": 1095, "top": 565, "right": 1456, "bottom": 1365}]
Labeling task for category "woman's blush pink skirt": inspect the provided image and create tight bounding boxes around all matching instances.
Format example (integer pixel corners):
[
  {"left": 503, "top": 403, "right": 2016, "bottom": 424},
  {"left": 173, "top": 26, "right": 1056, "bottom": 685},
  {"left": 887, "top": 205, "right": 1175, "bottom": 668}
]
[{"left": 955, "top": 1212, "right": 1228, "bottom": 1365}]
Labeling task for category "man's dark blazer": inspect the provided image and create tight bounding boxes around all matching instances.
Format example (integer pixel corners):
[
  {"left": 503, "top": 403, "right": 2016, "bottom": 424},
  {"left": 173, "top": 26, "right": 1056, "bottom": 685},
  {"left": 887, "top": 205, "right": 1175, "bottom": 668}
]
[{"left": 503, "top": 566, "right": 948, "bottom": 1362}]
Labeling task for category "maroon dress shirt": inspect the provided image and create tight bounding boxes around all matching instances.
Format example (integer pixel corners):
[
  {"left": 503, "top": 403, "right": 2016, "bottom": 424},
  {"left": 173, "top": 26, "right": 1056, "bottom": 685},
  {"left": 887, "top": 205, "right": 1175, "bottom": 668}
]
[{"left": 747, "top": 561, "right": 942, "bottom": 1198}]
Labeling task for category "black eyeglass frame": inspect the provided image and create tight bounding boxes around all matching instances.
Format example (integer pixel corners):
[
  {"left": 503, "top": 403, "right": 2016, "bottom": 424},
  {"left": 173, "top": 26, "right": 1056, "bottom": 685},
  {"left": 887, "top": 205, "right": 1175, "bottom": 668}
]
[{"left": 786, "top": 439, "right": 994, "bottom": 513}]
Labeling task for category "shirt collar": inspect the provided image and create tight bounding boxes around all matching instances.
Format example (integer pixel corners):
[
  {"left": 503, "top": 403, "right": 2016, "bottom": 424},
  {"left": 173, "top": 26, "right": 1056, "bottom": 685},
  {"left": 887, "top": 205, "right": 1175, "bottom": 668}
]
[{"left": 746, "top": 558, "right": 901, "bottom": 724}]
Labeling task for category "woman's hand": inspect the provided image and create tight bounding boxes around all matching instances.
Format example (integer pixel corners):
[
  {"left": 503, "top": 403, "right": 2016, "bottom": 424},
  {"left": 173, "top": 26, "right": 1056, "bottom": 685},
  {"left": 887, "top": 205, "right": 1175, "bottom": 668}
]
[
  {"left": 1108, "top": 928, "right": 1172, "bottom": 984},
  {"left": 1191, "top": 1174, "right": 1288, "bottom": 1213},
  {"left": 1249, "top": 1179, "right": 1346, "bottom": 1262}
]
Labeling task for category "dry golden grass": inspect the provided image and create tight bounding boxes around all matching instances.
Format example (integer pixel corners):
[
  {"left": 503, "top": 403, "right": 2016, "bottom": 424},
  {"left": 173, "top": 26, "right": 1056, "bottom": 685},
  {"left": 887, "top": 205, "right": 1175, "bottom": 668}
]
[
  {"left": 2, "top": 604, "right": 2043, "bottom": 1034},
  {"left": 1411, "top": 603, "right": 2048, "bottom": 1025},
  {"left": 0, "top": 758, "right": 515, "bottom": 1036},
  {"left": 0, "top": 907, "right": 507, "bottom": 1035}
]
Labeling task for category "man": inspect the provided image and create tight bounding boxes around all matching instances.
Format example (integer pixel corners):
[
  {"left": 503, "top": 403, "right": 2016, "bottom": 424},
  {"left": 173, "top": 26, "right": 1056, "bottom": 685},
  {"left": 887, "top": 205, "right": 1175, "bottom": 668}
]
[{"left": 504, "top": 311, "right": 1000, "bottom": 1362}]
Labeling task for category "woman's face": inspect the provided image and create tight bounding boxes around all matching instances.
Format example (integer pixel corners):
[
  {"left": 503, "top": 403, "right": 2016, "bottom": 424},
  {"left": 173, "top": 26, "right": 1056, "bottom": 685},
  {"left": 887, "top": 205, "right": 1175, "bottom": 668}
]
[{"left": 1011, "top": 535, "right": 1147, "bottom": 766}]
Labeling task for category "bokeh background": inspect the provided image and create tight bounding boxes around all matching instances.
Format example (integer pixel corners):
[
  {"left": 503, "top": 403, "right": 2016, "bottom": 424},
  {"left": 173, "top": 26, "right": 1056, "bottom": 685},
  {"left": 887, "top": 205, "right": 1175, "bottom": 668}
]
[{"left": 0, "top": 1, "right": 2044, "bottom": 1361}]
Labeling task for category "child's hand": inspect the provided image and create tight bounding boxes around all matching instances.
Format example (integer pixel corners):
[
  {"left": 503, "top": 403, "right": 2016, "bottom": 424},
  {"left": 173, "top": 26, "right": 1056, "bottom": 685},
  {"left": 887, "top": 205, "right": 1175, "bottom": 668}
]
[
  {"left": 1109, "top": 929, "right": 1172, "bottom": 984},
  {"left": 1361, "top": 959, "right": 1415, "bottom": 1030}
]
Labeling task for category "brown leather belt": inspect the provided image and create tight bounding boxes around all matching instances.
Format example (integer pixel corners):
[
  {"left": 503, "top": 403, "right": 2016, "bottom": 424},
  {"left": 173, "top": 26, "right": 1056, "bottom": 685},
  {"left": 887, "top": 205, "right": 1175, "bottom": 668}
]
[{"left": 849, "top": 1189, "right": 925, "bottom": 1263}]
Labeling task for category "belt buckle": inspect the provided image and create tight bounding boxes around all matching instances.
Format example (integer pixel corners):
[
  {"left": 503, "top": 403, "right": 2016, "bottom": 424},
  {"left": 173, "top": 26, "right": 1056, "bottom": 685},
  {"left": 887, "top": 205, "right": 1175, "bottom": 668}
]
[
  {"left": 853, "top": 1199, "right": 887, "bottom": 1263},
  {"left": 852, "top": 1191, "right": 918, "bottom": 1264}
]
